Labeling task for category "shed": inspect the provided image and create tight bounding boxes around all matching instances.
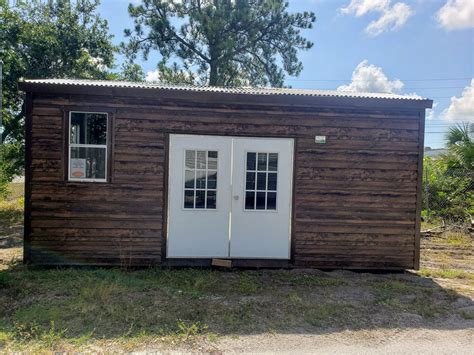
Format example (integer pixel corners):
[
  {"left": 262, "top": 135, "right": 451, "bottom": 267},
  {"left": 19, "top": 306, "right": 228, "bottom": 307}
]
[{"left": 18, "top": 79, "right": 433, "bottom": 269}]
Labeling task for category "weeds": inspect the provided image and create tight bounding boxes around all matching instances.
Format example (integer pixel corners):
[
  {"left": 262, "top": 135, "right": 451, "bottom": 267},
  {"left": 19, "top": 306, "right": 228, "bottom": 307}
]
[
  {"left": 304, "top": 304, "right": 359, "bottom": 328},
  {"left": 419, "top": 268, "right": 474, "bottom": 280}
]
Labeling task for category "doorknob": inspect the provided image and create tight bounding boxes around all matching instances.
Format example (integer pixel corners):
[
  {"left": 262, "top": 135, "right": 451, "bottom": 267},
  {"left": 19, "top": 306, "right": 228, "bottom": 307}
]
[{"left": 233, "top": 195, "right": 239, "bottom": 200}]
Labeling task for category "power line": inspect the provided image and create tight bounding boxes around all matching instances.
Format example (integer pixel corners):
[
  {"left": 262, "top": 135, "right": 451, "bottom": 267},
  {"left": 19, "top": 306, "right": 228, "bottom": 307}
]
[{"left": 286, "top": 77, "right": 472, "bottom": 82}]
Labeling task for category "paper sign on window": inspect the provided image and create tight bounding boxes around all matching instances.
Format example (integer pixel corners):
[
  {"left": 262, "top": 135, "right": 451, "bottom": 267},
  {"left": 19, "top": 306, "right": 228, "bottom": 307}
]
[{"left": 71, "top": 158, "right": 86, "bottom": 178}]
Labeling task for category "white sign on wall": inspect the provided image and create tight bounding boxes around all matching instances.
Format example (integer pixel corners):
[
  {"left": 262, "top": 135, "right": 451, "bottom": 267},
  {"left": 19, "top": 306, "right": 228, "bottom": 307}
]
[{"left": 71, "top": 158, "right": 86, "bottom": 178}]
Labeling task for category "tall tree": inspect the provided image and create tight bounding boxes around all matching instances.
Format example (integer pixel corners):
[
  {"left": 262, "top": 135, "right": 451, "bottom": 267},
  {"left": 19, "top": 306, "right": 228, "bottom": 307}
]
[
  {"left": 0, "top": 0, "right": 115, "bottom": 180},
  {"left": 123, "top": 0, "right": 315, "bottom": 87}
]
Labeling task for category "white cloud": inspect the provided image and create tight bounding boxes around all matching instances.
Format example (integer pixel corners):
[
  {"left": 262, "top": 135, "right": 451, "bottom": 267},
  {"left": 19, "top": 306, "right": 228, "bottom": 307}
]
[
  {"left": 365, "top": 2, "right": 412, "bottom": 36},
  {"left": 340, "top": 0, "right": 413, "bottom": 36},
  {"left": 441, "top": 79, "right": 474, "bottom": 121},
  {"left": 426, "top": 102, "right": 439, "bottom": 121},
  {"left": 145, "top": 69, "right": 160, "bottom": 82},
  {"left": 337, "top": 60, "right": 404, "bottom": 93},
  {"left": 340, "top": 0, "right": 390, "bottom": 16},
  {"left": 436, "top": 0, "right": 474, "bottom": 30}
]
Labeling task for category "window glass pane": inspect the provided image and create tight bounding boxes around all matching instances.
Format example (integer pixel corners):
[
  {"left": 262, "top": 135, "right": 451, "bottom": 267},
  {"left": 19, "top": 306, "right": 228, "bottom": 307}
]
[
  {"left": 196, "top": 151, "right": 207, "bottom": 169},
  {"left": 268, "top": 153, "right": 278, "bottom": 171},
  {"left": 245, "top": 191, "right": 255, "bottom": 210},
  {"left": 208, "top": 151, "right": 218, "bottom": 169},
  {"left": 185, "top": 170, "right": 195, "bottom": 188},
  {"left": 70, "top": 147, "right": 106, "bottom": 179},
  {"left": 207, "top": 171, "right": 217, "bottom": 189},
  {"left": 257, "top": 153, "right": 267, "bottom": 171},
  {"left": 206, "top": 191, "right": 216, "bottom": 209},
  {"left": 246, "top": 152, "right": 256, "bottom": 171},
  {"left": 184, "top": 190, "right": 194, "bottom": 208},
  {"left": 267, "top": 192, "right": 277, "bottom": 210},
  {"left": 195, "top": 190, "right": 206, "bottom": 208},
  {"left": 245, "top": 172, "right": 255, "bottom": 190},
  {"left": 70, "top": 112, "right": 107, "bottom": 145},
  {"left": 268, "top": 173, "right": 277, "bottom": 191},
  {"left": 256, "top": 192, "right": 266, "bottom": 210},
  {"left": 196, "top": 170, "right": 206, "bottom": 188},
  {"left": 185, "top": 150, "right": 195, "bottom": 169},
  {"left": 257, "top": 172, "right": 267, "bottom": 190}
]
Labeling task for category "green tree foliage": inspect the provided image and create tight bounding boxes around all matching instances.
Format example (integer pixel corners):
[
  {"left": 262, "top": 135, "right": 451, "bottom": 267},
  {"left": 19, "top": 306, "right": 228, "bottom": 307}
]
[
  {"left": 423, "top": 157, "right": 473, "bottom": 223},
  {"left": 119, "top": 62, "right": 146, "bottom": 82},
  {"left": 0, "top": 0, "right": 115, "bottom": 180},
  {"left": 444, "top": 122, "right": 473, "bottom": 171},
  {"left": 123, "top": 0, "right": 316, "bottom": 87},
  {"left": 423, "top": 122, "right": 474, "bottom": 223}
]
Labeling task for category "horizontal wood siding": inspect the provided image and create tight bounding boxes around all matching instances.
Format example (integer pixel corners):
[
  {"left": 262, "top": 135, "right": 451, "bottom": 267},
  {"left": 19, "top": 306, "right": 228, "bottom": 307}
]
[{"left": 26, "top": 92, "right": 421, "bottom": 268}]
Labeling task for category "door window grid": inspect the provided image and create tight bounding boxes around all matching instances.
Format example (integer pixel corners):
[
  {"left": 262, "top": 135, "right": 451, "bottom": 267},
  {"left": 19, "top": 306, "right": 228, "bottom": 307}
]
[
  {"left": 244, "top": 152, "right": 278, "bottom": 210},
  {"left": 184, "top": 150, "right": 218, "bottom": 209}
]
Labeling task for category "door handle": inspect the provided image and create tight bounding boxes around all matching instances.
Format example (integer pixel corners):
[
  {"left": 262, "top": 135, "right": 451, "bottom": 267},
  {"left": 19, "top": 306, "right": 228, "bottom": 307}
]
[{"left": 233, "top": 195, "right": 239, "bottom": 201}]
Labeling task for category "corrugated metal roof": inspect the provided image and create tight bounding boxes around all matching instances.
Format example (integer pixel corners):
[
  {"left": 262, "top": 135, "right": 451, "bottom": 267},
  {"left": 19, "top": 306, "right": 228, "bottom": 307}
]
[{"left": 21, "top": 78, "right": 429, "bottom": 102}]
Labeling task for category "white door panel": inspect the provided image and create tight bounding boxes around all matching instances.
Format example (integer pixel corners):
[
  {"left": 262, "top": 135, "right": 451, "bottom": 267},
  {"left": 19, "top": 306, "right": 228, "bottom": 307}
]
[
  {"left": 167, "top": 134, "right": 293, "bottom": 259},
  {"left": 230, "top": 138, "right": 293, "bottom": 259},
  {"left": 167, "top": 135, "right": 232, "bottom": 257}
]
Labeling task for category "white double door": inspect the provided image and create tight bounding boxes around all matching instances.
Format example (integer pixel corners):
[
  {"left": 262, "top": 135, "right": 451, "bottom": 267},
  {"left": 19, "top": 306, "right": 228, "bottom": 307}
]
[{"left": 167, "top": 134, "right": 294, "bottom": 259}]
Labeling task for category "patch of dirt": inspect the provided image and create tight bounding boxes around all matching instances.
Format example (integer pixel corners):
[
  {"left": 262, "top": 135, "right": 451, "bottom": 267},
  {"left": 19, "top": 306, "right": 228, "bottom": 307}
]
[{"left": 211, "top": 328, "right": 474, "bottom": 354}]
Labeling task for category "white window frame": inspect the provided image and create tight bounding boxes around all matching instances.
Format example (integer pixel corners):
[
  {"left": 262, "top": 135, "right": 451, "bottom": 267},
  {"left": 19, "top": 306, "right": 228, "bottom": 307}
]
[
  {"left": 68, "top": 111, "right": 108, "bottom": 183},
  {"left": 182, "top": 148, "right": 218, "bottom": 211}
]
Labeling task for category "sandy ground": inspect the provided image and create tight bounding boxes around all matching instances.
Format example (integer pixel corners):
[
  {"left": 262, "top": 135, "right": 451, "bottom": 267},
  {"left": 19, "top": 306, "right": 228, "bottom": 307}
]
[{"left": 213, "top": 329, "right": 474, "bottom": 354}]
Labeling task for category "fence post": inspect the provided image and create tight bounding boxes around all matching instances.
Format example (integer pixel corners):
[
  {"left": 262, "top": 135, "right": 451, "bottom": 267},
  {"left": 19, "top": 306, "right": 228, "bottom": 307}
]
[{"left": 424, "top": 164, "right": 429, "bottom": 221}]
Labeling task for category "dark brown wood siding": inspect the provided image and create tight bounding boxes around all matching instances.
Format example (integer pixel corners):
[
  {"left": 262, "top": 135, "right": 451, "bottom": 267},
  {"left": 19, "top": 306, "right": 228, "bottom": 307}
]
[{"left": 25, "top": 90, "right": 424, "bottom": 269}]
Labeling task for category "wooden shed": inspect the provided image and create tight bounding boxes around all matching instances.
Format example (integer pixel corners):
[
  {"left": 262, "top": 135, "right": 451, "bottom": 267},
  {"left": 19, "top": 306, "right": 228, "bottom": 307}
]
[{"left": 18, "top": 79, "right": 433, "bottom": 269}]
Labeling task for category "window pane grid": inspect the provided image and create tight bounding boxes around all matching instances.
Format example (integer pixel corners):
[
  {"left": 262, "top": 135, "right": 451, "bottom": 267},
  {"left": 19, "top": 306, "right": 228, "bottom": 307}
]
[
  {"left": 245, "top": 152, "right": 278, "bottom": 210},
  {"left": 69, "top": 112, "right": 108, "bottom": 182},
  {"left": 184, "top": 150, "right": 218, "bottom": 209}
]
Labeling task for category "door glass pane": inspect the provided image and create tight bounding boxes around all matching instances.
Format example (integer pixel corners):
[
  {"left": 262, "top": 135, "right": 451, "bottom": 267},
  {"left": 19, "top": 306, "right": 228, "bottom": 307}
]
[
  {"left": 267, "top": 192, "right": 277, "bottom": 210},
  {"left": 184, "top": 190, "right": 194, "bottom": 208},
  {"left": 246, "top": 152, "right": 256, "bottom": 171},
  {"left": 196, "top": 151, "right": 207, "bottom": 169},
  {"left": 207, "top": 171, "right": 217, "bottom": 189},
  {"left": 267, "top": 173, "right": 277, "bottom": 191},
  {"left": 207, "top": 151, "right": 218, "bottom": 169},
  {"left": 195, "top": 190, "right": 206, "bottom": 208},
  {"left": 244, "top": 151, "right": 278, "bottom": 211},
  {"left": 185, "top": 170, "right": 195, "bottom": 188},
  {"left": 257, "top": 153, "right": 267, "bottom": 171},
  {"left": 195, "top": 170, "right": 206, "bottom": 188},
  {"left": 246, "top": 172, "right": 255, "bottom": 190},
  {"left": 268, "top": 153, "right": 278, "bottom": 171},
  {"left": 185, "top": 150, "right": 195, "bottom": 169},
  {"left": 245, "top": 191, "right": 255, "bottom": 210},
  {"left": 183, "top": 149, "right": 218, "bottom": 209},
  {"left": 256, "top": 192, "right": 266, "bottom": 210},
  {"left": 70, "top": 147, "right": 106, "bottom": 179},
  {"left": 206, "top": 191, "right": 216, "bottom": 209},
  {"left": 257, "top": 172, "right": 266, "bottom": 190}
]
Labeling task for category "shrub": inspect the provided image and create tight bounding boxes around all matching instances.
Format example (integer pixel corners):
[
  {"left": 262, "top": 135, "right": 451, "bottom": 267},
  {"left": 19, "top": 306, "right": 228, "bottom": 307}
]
[{"left": 423, "top": 157, "right": 473, "bottom": 223}]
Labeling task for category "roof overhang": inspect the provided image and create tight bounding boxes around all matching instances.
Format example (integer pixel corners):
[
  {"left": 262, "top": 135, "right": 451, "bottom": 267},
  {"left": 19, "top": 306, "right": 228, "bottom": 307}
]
[{"left": 18, "top": 79, "right": 433, "bottom": 110}]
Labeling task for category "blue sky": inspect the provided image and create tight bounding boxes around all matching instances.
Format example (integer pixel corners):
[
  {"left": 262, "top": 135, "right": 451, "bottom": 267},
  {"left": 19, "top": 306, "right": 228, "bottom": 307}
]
[{"left": 98, "top": 0, "right": 474, "bottom": 148}]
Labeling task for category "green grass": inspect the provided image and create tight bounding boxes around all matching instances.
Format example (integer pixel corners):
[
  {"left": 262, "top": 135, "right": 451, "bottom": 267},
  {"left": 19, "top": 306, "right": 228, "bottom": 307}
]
[
  {"left": 444, "top": 231, "right": 472, "bottom": 247},
  {"left": 0, "top": 196, "right": 23, "bottom": 228},
  {"left": 0, "top": 267, "right": 352, "bottom": 351},
  {"left": 419, "top": 268, "right": 474, "bottom": 280},
  {"left": 0, "top": 266, "right": 470, "bottom": 352}
]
